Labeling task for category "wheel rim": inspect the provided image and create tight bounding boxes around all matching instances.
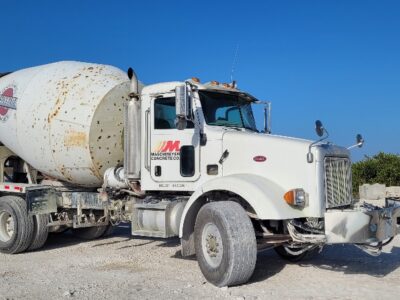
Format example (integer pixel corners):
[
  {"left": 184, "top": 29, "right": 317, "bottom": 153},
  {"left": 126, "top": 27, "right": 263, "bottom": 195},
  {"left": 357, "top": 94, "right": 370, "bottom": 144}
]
[
  {"left": 201, "top": 222, "right": 223, "bottom": 268},
  {"left": 0, "top": 211, "right": 15, "bottom": 242}
]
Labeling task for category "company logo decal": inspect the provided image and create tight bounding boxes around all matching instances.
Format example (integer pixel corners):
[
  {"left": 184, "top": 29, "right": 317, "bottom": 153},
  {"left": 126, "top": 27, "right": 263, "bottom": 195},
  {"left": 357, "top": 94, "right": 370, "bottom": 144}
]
[
  {"left": 0, "top": 86, "right": 17, "bottom": 122},
  {"left": 151, "top": 140, "right": 180, "bottom": 160}
]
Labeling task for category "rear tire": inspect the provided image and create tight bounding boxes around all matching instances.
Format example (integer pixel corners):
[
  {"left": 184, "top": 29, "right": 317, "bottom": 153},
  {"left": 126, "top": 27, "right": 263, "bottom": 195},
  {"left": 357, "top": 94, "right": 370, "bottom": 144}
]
[
  {"left": 0, "top": 196, "right": 34, "bottom": 254},
  {"left": 194, "top": 201, "right": 257, "bottom": 287},
  {"left": 28, "top": 214, "right": 49, "bottom": 251},
  {"left": 72, "top": 225, "right": 109, "bottom": 240}
]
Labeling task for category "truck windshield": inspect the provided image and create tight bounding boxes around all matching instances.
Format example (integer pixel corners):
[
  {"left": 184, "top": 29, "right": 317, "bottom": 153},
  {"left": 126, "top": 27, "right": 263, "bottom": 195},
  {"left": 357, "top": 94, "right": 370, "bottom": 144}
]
[{"left": 199, "top": 91, "right": 258, "bottom": 131}]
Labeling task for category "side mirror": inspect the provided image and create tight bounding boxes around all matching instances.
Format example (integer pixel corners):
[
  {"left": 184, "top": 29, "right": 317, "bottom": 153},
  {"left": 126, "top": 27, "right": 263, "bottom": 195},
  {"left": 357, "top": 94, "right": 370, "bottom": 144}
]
[
  {"left": 307, "top": 120, "right": 329, "bottom": 163},
  {"left": 348, "top": 134, "right": 365, "bottom": 150},
  {"left": 356, "top": 134, "right": 364, "bottom": 148},
  {"left": 315, "top": 120, "right": 324, "bottom": 137},
  {"left": 263, "top": 102, "right": 271, "bottom": 134},
  {"left": 175, "top": 84, "right": 192, "bottom": 130}
]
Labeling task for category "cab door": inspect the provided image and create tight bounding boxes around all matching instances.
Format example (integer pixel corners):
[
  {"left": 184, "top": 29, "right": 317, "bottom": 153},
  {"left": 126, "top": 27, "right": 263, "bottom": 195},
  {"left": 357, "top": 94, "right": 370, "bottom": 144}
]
[{"left": 149, "top": 94, "right": 200, "bottom": 182}]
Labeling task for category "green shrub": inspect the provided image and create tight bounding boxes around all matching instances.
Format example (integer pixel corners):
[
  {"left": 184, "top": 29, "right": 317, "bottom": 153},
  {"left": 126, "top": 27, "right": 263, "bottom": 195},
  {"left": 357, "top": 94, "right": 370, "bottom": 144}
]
[{"left": 352, "top": 152, "right": 400, "bottom": 196}]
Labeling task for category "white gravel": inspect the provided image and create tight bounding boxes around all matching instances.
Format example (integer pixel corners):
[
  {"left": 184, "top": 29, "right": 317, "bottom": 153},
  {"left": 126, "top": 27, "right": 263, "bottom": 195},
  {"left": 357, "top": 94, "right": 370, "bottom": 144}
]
[{"left": 1, "top": 225, "right": 400, "bottom": 299}]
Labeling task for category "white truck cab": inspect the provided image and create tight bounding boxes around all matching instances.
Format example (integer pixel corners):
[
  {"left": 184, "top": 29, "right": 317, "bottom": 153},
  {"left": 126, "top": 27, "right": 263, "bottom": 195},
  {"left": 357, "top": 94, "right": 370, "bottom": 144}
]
[{"left": 128, "top": 77, "right": 399, "bottom": 285}]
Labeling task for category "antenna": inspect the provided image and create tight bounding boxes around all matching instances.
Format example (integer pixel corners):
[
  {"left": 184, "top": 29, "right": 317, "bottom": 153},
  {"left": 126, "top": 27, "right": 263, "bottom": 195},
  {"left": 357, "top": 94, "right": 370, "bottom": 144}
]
[{"left": 230, "top": 44, "right": 239, "bottom": 82}]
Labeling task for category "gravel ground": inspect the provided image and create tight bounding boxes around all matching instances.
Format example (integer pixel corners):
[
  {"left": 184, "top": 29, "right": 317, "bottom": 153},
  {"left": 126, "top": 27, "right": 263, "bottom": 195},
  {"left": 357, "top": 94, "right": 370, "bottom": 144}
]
[{"left": 1, "top": 225, "right": 400, "bottom": 300}]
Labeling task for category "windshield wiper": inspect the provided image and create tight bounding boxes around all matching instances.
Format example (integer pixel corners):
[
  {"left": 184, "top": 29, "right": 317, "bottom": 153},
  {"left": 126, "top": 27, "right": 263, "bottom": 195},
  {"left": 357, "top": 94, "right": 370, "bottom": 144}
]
[
  {"left": 224, "top": 125, "right": 258, "bottom": 132},
  {"left": 223, "top": 125, "right": 243, "bottom": 131},
  {"left": 208, "top": 123, "right": 257, "bottom": 132},
  {"left": 243, "top": 126, "right": 259, "bottom": 133}
]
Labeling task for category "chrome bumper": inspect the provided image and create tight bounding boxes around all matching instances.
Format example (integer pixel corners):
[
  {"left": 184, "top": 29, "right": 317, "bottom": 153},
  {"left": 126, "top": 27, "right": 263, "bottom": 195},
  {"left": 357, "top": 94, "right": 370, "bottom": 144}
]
[{"left": 324, "top": 204, "right": 400, "bottom": 244}]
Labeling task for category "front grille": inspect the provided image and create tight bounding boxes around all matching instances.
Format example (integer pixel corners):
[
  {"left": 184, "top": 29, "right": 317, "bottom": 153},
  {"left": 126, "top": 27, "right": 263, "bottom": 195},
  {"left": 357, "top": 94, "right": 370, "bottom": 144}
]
[{"left": 324, "top": 157, "right": 352, "bottom": 208}]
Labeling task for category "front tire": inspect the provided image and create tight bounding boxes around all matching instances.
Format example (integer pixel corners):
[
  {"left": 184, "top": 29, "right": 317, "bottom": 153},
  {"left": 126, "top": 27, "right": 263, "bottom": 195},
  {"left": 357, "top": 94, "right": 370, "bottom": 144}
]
[
  {"left": 194, "top": 201, "right": 257, "bottom": 287},
  {"left": 0, "top": 196, "right": 34, "bottom": 254}
]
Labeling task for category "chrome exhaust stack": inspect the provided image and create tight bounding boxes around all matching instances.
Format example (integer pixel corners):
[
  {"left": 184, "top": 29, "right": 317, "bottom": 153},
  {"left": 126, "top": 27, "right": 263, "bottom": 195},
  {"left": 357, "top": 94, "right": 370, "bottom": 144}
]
[{"left": 124, "top": 68, "right": 141, "bottom": 182}]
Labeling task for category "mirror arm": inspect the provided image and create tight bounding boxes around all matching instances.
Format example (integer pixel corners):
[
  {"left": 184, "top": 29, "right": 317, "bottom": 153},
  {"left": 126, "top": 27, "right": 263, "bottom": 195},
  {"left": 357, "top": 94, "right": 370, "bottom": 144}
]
[
  {"left": 347, "top": 134, "right": 365, "bottom": 150},
  {"left": 264, "top": 102, "right": 271, "bottom": 134},
  {"left": 255, "top": 100, "right": 271, "bottom": 134},
  {"left": 307, "top": 129, "right": 329, "bottom": 163},
  {"left": 347, "top": 143, "right": 362, "bottom": 150}
]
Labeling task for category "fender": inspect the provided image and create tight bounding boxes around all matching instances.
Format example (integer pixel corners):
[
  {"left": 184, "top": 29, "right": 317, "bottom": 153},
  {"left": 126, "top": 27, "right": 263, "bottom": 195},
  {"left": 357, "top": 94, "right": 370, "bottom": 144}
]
[{"left": 179, "top": 173, "right": 308, "bottom": 239}]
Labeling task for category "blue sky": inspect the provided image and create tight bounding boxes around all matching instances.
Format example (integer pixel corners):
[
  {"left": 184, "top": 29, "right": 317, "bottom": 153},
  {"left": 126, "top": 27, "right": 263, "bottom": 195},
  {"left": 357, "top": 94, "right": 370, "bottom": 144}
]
[{"left": 1, "top": 1, "right": 399, "bottom": 161}]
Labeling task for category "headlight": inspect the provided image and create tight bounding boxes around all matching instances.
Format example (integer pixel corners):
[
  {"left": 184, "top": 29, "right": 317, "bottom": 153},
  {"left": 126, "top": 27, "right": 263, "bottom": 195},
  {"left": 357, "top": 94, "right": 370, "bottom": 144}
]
[{"left": 283, "top": 188, "right": 307, "bottom": 208}]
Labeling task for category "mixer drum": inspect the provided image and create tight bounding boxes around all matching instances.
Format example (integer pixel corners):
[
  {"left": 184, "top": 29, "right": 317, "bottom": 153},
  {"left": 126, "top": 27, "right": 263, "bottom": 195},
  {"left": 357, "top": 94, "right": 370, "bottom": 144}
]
[{"left": 0, "top": 61, "right": 130, "bottom": 187}]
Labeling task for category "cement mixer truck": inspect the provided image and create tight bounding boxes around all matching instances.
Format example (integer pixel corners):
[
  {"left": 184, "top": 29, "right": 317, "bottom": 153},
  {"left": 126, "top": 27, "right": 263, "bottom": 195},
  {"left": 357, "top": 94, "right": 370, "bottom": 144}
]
[{"left": 0, "top": 61, "right": 399, "bottom": 287}]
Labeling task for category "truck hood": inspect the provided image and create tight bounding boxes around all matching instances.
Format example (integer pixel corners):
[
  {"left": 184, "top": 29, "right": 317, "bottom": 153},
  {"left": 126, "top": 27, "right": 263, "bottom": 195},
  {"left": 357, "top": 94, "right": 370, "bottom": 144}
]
[
  {"left": 221, "top": 131, "right": 349, "bottom": 173},
  {"left": 221, "top": 131, "right": 313, "bottom": 174},
  {"left": 221, "top": 131, "right": 348, "bottom": 214}
]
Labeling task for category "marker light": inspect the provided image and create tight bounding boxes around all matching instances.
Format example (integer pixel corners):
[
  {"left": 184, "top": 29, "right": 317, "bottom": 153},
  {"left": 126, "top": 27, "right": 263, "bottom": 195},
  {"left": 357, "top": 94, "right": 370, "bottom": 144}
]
[
  {"left": 284, "top": 189, "right": 307, "bottom": 207},
  {"left": 191, "top": 77, "right": 200, "bottom": 83},
  {"left": 210, "top": 80, "right": 219, "bottom": 85}
]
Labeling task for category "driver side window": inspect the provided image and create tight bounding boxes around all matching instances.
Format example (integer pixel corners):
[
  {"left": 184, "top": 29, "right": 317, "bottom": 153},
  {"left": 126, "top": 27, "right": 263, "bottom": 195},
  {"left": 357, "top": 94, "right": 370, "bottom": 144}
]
[{"left": 154, "top": 97, "right": 194, "bottom": 129}]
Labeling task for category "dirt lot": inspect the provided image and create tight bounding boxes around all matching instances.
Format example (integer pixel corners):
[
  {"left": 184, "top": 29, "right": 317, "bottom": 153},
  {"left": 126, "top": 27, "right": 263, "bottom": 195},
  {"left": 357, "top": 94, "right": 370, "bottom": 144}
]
[{"left": 1, "top": 225, "right": 400, "bottom": 300}]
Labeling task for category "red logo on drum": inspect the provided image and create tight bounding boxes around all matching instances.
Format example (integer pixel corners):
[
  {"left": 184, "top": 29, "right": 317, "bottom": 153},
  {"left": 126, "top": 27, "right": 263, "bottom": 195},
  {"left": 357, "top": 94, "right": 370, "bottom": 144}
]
[{"left": 0, "top": 86, "right": 17, "bottom": 121}]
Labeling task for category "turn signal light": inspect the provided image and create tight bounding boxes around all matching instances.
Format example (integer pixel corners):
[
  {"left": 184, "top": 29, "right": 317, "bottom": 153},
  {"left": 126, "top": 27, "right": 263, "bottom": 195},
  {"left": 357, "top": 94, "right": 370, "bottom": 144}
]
[{"left": 284, "top": 189, "right": 307, "bottom": 207}]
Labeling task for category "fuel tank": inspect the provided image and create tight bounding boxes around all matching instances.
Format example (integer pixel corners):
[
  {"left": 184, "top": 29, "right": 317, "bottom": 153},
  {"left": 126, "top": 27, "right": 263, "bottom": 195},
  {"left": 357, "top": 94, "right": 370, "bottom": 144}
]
[{"left": 0, "top": 61, "right": 131, "bottom": 187}]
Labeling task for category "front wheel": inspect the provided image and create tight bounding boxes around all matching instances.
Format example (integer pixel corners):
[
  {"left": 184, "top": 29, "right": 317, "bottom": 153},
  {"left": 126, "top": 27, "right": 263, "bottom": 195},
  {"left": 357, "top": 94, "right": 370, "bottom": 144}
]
[{"left": 194, "top": 201, "right": 257, "bottom": 287}]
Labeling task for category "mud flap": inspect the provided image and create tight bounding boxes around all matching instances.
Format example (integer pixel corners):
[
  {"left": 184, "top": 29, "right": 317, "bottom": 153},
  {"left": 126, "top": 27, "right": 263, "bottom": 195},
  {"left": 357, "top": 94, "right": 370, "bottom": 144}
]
[{"left": 26, "top": 186, "right": 58, "bottom": 215}]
